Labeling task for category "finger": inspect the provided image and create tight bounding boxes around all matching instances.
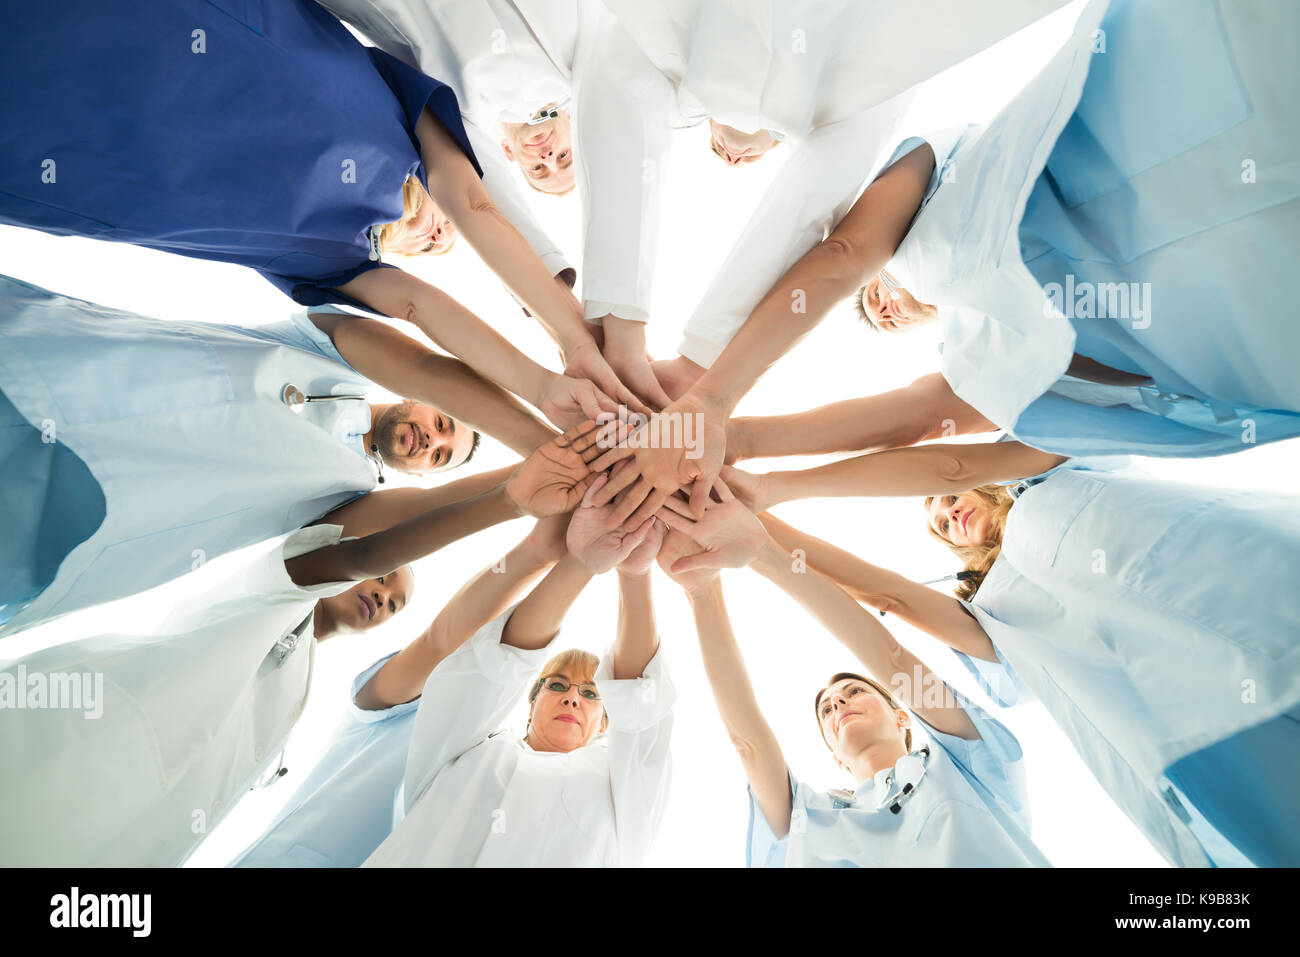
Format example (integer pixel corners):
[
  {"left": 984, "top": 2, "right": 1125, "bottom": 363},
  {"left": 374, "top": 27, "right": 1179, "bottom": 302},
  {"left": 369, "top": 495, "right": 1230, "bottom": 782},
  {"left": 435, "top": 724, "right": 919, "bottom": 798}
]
[
  {"left": 587, "top": 443, "right": 637, "bottom": 473},
  {"left": 617, "top": 485, "right": 669, "bottom": 530},
  {"left": 591, "top": 458, "right": 641, "bottom": 506},
  {"left": 616, "top": 518, "right": 655, "bottom": 560},
  {"left": 575, "top": 386, "right": 609, "bottom": 423},
  {"left": 555, "top": 420, "right": 597, "bottom": 448},
  {"left": 654, "top": 507, "right": 697, "bottom": 534},
  {"left": 592, "top": 387, "right": 621, "bottom": 416},
  {"left": 580, "top": 471, "right": 609, "bottom": 508},
  {"left": 687, "top": 475, "right": 711, "bottom": 518},
  {"left": 617, "top": 383, "right": 656, "bottom": 419},
  {"left": 712, "top": 477, "right": 735, "bottom": 502},
  {"left": 572, "top": 417, "right": 622, "bottom": 455},
  {"left": 637, "top": 375, "right": 673, "bottom": 413},
  {"left": 671, "top": 550, "right": 722, "bottom": 575},
  {"left": 609, "top": 456, "right": 636, "bottom": 481},
  {"left": 656, "top": 494, "right": 694, "bottom": 519}
]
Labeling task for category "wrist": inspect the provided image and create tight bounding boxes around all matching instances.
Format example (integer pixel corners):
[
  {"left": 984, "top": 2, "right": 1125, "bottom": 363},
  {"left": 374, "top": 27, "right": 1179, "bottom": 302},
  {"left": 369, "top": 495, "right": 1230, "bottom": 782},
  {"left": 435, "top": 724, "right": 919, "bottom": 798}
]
[
  {"left": 727, "top": 418, "right": 755, "bottom": 462},
  {"left": 602, "top": 316, "right": 647, "bottom": 358},
  {"left": 751, "top": 538, "right": 791, "bottom": 578},
  {"left": 685, "top": 577, "right": 725, "bottom": 604}
]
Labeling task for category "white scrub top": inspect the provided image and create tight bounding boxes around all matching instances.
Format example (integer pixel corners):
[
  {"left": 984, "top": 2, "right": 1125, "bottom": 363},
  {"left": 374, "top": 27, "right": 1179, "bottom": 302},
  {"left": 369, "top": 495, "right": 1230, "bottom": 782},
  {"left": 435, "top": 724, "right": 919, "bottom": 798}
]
[
  {"left": 881, "top": 0, "right": 1300, "bottom": 455},
  {"left": 955, "top": 465, "right": 1300, "bottom": 866},
  {"left": 0, "top": 525, "right": 355, "bottom": 867},
  {"left": 577, "top": 0, "right": 1067, "bottom": 336},
  {"left": 365, "top": 605, "right": 675, "bottom": 867},
  {"left": 748, "top": 702, "right": 1050, "bottom": 867},
  {"left": 233, "top": 651, "right": 420, "bottom": 867},
  {"left": 0, "top": 276, "right": 379, "bottom": 636},
  {"left": 317, "top": 0, "right": 576, "bottom": 280}
]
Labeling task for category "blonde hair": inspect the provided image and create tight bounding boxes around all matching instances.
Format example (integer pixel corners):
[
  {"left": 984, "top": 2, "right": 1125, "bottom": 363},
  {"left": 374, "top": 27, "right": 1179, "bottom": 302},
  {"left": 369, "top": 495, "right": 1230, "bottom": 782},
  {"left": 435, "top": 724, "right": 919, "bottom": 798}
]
[
  {"left": 923, "top": 484, "right": 1015, "bottom": 600},
  {"left": 527, "top": 648, "right": 608, "bottom": 733},
  {"left": 373, "top": 176, "right": 453, "bottom": 256},
  {"left": 814, "top": 672, "right": 913, "bottom": 754}
]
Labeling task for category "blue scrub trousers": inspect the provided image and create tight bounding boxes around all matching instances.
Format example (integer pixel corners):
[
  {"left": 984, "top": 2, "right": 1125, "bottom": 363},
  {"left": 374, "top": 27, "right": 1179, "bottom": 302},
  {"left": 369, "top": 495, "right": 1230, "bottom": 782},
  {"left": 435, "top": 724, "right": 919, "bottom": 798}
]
[
  {"left": 0, "top": 388, "right": 105, "bottom": 628},
  {"left": 1165, "top": 705, "right": 1300, "bottom": 867}
]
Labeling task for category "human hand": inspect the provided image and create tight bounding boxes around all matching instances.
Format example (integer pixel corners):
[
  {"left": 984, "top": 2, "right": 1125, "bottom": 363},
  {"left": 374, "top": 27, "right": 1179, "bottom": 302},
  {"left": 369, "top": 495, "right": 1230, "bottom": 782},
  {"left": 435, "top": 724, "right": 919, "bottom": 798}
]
[
  {"left": 539, "top": 372, "right": 620, "bottom": 432},
  {"left": 506, "top": 420, "right": 617, "bottom": 517},
  {"left": 585, "top": 391, "right": 729, "bottom": 528},
  {"left": 565, "top": 465, "right": 659, "bottom": 574},
  {"left": 602, "top": 317, "right": 673, "bottom": 410},
  {"left": 617, "top": 512, "right": 665, "bottom": 576},
  {"left": 655, "top": 527, "right": 720, "bottom": 595},
  {"left": 564, "top": 338, "right": 654, "bottom": 419},
  {"left": 654, "top": 478, "right": 767, "bottom": 574},
  {"left": 650, "top": 355, "right": 706, "bottom": 403},
  {"left": 718, "top": 464, "right": 773, "bottom": 512},
  {"left": 522, "top": 512, "right": 572, "bottom": 564}
]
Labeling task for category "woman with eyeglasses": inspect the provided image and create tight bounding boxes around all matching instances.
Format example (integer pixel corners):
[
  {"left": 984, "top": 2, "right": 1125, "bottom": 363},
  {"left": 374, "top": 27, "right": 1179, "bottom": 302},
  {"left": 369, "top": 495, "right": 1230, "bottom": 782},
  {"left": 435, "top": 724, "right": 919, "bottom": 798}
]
[
  {"left": 717, "top": 438, "right": 1300, "bottom": 867},
  {"left": 356, "top": 469, "right": 673, "bottom": 867},
  {"left": 0, "top": 0, "right": 645, "bottom": 429},
  {"left": 653, "top": 484, "right": 1048, "bottom": 867}
]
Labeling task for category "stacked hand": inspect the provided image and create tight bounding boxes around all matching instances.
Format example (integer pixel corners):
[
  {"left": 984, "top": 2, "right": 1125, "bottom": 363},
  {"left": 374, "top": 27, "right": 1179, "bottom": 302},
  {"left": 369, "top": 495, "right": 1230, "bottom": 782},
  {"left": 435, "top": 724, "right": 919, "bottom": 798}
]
[
  {"left": 653, "top": 478, "right": 767, "bottom": 574},
  {"left": 566, "top": 462, "right": 665, "bottom": 574},
  {"left": 506, "top": 419, "right": 624, "bottom": 516},
  {"left": 655, "top": 527, "right": 721, "bottom": 594},
  {"left": 539, "top": 373, "right": 622, "bottom": 432},
  {"left": 563, "top": 339, "right": 656, "bottom": 419}
]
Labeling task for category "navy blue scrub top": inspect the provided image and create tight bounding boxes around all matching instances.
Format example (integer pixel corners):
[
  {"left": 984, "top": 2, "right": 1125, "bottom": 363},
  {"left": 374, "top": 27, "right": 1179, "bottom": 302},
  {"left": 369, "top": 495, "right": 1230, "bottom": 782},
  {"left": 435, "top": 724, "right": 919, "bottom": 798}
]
[{"left": 0, "top": 1, "right": 481, "bottom": 309}]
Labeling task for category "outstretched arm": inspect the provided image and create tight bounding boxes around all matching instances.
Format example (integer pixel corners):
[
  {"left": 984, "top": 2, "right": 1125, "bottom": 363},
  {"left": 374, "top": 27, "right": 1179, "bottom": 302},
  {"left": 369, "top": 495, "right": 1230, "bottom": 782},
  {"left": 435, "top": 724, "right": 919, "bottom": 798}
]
[
  {"left": 501, "top": 556, "right": 594, "bottom": 651},
  {"left": 415, "top": 109, "right": 648, "bottom": 415},
  {"left": 728, "top": 373, "right": 995, "bottom": 462},
  {"left": 758, "top": 513, "right": 994, "bottom": 661},
  {"left": 353, "top": 515, "right": 567, "bottom": 711},
  {"left": 310, "top": 312, "right": 554, "bottom": 457},
  {"left": 318, "top": 463, "right": 516, "bottom": 540},
  {"left": 750, "top": 536, "right": 979, "bottom": 740},
  {"left": 724, "top": 442, "right": 1066, "bottom": 510}
]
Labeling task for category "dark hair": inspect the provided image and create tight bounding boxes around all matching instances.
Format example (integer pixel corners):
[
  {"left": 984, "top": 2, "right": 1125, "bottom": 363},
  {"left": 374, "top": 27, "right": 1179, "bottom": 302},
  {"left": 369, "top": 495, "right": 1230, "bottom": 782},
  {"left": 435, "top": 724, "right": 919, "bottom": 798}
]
[{"left": 460, "top": 430, "right": 482, "bottom": 467}]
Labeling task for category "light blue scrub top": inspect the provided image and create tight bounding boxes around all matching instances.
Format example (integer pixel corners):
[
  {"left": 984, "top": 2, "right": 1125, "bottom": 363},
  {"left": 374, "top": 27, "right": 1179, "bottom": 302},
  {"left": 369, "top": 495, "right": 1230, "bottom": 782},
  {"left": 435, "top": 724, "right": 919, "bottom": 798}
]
[
  {"left": 885, "top": 0, "right": 1300, "bottom": 458},
  {"left": 233, "top": 653, "right": 418, "bottom": 867},
  {"left": 0, "top": 275, "right": 378, "bottom": 635},
  {"left": 951, "top": 461, "right": 1300, "bottom": 866},
  {"left": 747, "top": 701, "right": 1050, "bottom": 868}
]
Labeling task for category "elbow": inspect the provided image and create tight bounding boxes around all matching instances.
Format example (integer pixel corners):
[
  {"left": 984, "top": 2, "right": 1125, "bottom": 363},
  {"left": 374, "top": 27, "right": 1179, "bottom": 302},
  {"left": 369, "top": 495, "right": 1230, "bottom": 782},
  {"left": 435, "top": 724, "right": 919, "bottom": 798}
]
[
  {"left": 935, "top": 452, "right": 975, "bottom": 488},
  {"left": 812, "top": 237, "right": 869, "bottom": 294},
  {"left": 728, "top": 730, "right": 761, "bottom": 763}
]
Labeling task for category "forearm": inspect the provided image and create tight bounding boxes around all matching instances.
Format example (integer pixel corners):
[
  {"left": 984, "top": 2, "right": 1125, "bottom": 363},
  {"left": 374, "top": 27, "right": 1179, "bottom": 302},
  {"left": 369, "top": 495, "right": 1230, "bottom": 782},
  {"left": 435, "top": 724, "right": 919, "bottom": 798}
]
[
  {"left": 320, "top": 464, "right": 517, "bottom": 539},
  {"left": 417, "top": 354, "right": 555, "bottom": 456},
  {"left": 356, "top": 536, "right": 555, "bottom": 711},
  {"left": 611, "top": 570, "right": 658, "bottom": 679},
  {"left": 501, "top": 556, "right": 594, "bottom": 651},
  {"left": 286, "top": 485, "right": 522, "bottom": 586},
  {"left": 762, "top": 442, "right": 1064, "bottom": 505},
  {"left": 730, "top": 373, "right": 993, "bottom": 460},
  {"left": 758, "top": 513, "right": 992, "bottom": 657}
]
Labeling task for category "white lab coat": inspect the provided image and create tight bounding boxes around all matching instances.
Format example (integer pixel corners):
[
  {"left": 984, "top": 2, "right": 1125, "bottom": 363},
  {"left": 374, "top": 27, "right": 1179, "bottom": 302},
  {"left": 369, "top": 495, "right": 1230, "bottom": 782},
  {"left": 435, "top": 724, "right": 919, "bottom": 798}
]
[
  {"left": 232, "top": 650, "right": 421, "bottom": 867},
  {"left": 0, "top": 275, "right": 378, "bottom": 636},
  {"left": 748, "top": 704, "right": 1050, "bottom": 867},
  {"left": 316, "top": 0, "right": 577, "bottom": 279},
  {"left": 867, "top": 0, "right": 1300, "bottom": 456},
  {"left": 576, "top": 0, "right": 1067, "bottom": 332},
  {"left": 955, "top": 466, "right": 1300, "bottom": 867},
  {"left": 0, "top": 525, "right": 355, "bottom": 867},
  {"left": 365, "top": 606, "right": 675, "bottom": 867}
]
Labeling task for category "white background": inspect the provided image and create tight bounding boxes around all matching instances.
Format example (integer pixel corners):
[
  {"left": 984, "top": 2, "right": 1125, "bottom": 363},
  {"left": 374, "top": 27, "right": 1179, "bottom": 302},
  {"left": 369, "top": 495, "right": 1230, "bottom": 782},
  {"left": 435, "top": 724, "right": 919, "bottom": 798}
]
[{"left": 4, "top": 1, "right": 1296, "bottom": 867}]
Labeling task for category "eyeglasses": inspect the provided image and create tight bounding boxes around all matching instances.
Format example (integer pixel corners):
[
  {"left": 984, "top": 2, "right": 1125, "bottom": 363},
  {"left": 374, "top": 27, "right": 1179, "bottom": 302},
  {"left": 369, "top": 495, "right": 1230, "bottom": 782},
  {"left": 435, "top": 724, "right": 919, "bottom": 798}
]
[{"left": 541, "top": 677, "right": 601, "bottom": 701}]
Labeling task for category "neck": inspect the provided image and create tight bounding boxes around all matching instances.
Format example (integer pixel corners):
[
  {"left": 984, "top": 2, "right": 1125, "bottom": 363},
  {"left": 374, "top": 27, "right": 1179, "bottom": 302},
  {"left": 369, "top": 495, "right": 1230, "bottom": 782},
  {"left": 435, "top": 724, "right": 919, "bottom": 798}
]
[
  {"left": 361, "top": 402, "right": 389, "bottom": 452},
  {"left": 844, "top": 739, "right": 909, "bottom": 785},
  {"left": 312, "top": 602, "right": 338, "bottom": 641}
]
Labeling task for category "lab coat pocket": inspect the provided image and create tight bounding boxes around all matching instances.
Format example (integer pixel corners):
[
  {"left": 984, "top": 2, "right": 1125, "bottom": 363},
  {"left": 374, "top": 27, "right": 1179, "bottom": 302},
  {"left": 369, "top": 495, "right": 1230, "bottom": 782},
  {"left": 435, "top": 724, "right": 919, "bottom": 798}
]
[
  {"left": 1003, "top": 471, "right": 1106, "bottom": 570},
  {"left": 1045, "top": 0, "right": 1250, "bottom": 209},
  {"left": 1120, "top": 491, "right": 1300, "bottom": 663},
  {"left": 25, "top": 325, "right": 234, "bottom": 425}
]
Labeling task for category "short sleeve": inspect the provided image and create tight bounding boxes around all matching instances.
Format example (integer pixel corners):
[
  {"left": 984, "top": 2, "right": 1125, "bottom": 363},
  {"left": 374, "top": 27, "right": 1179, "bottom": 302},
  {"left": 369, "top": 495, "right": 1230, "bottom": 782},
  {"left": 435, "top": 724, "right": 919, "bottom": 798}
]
[
  {"left": 917, "top": 699, "right": 1032, "bottom": 832},
  {"left": 875, "top": 125, "right": 976, "bottom": 210},
  {"left": 949, "top": 625, "right": 1032, "bottom": 708},
  {"left": 349, "top": 652, "right": 423, "bottom": 724},
  {"left": 745, "top": 768, "right": 800, "bottom": 868},
  {"left": 364, "top": 48, "right": 483, "bottom": 179},
  {"left": 593, "top": 643, "right": 676, "bottom": 732},
  {"left": 260, "top": 261, "right": 402, "bottom": 313}
]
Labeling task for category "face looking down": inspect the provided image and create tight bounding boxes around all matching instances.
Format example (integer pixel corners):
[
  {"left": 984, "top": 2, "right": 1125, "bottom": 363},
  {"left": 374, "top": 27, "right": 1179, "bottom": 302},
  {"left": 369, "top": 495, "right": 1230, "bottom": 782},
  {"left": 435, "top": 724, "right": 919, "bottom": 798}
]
[
  {"left": 319, "top": 566, "right": 414, "bottom": 636},
  {"left": 527, "top": 671, "right": 606, "bottom": 753},
  {"left": 927, "top": 492, "right": 995, "bottom": 548},
  {"left": 501, "top": 107, "right": 575, "bottom": 194},
  {"left": 369, "top": 400, "right": 476, "bottom": 474},
  {"left": 857, "top": 275, "right": 939, "bottom": 333},
  {"left": 391, "top": 181, "right": 456, "bottom": 256},
  {"left": 816, "top": 677, "right": 911, "bottom": 769}
]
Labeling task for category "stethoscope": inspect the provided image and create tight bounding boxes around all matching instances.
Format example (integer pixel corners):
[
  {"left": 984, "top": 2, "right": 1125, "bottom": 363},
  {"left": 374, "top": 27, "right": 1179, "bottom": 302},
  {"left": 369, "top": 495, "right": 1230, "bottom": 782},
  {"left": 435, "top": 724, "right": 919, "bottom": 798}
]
[
  {"left": 830, "top": 745, "right": 931, "bottom": 814},
  {"left": 877, "top": 270, "right": 903, "bottom": 301},
  {"left": 280, "top": 383, "right": 387, "bottom": 484},
  {"left": 879, "top": 571, "right": 976, "bottom": 616}
]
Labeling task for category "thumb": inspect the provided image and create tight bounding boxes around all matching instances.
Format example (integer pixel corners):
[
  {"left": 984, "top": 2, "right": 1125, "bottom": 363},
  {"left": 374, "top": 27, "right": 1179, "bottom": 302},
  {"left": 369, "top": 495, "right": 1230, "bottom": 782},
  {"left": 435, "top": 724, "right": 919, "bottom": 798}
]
[
  {"left": 580, "top": 471, "right": 609, "bottom": 507},
  {"left": 671, "top": 549, "right": 720, "bottom": 575},
  {"left": 618, "top": 518, "right": 655, "bottom": 558},
  {"left": 687, "top": 474, "right": 711, "bottom": 518}
]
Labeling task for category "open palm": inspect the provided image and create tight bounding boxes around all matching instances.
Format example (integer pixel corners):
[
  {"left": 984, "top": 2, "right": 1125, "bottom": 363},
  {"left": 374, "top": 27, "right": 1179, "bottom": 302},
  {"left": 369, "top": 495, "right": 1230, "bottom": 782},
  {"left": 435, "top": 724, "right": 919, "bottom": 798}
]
[
  {"left": 506, "top": 421, "right": 606, "bottom": 517},
  {"left": 566, "top": 469, "right": 657, "bottom": 574}
]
